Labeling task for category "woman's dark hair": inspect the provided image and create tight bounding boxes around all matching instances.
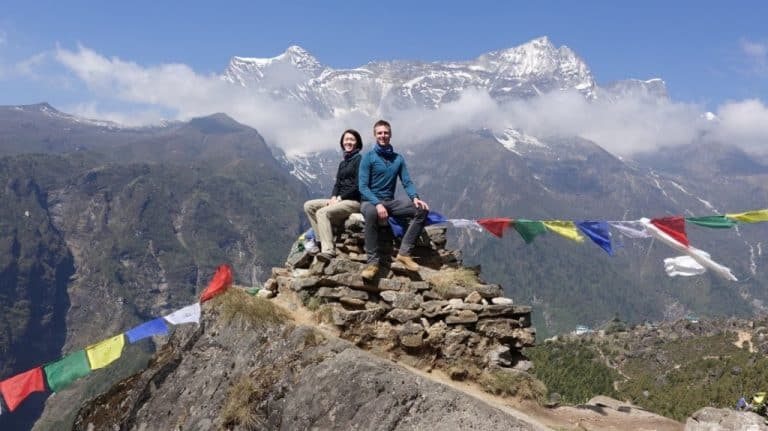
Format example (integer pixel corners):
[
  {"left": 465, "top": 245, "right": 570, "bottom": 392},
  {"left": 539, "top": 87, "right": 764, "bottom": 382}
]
[{"left": 339, "top": 129, "right": 363, "bottom": 151}]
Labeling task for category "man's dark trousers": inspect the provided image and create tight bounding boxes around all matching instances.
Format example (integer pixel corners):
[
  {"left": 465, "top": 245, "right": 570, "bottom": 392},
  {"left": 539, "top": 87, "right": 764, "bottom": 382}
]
[{"left": 361, "top": 199, "right": 427, "bottom": 264}]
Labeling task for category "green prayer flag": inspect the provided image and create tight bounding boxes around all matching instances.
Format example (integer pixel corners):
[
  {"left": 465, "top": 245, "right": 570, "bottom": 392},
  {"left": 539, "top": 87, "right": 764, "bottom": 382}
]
[
  {"left": 44, "top": 350, "right": 91, "bottom": 392},
  {"left": 686, "top": 215, "right": 737, "bottom": 229},
  {"left": 514, "top": 219, "right": 547, "bottom": 244}
]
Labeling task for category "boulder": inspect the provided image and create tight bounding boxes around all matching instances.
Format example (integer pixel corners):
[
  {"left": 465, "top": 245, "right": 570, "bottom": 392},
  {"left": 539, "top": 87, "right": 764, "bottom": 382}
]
[
  {"left": 323, "top": 258, "right": 365, "bottom": 275},
  {"left": 685, "top": 407, "right": 768, "bottom": 431},
  {"left": 317, "top": 286, "right": 369, "bottom": 301},
  {"left": 290, "top": 276, "right": 321, "bottom": 291},
  {"left": 331, "top": 305, "right": 386, "bottom": 326},
  {"left": 478, "top": 304, "right": 532, "bottom": 318},
  {"left": 446, "top": 310, "right": 478, "bottom": 325},
  {"left": 476, "top": 319, "right": 522, "bottom": 340},
  {"left": 387, "top": 308, "right": 423, "bottom": 323},
  {"left": 399, "top": 322, "right": 425, "bottom": 348},
  {"left": 465, "top": 291, "right": 483, "bottom": 304},
  {"left": 324, "top": 273, "right": 366, "bottom": 289},
  {"left": 491, "top": 297, "right": 513, "bottom": 305}
]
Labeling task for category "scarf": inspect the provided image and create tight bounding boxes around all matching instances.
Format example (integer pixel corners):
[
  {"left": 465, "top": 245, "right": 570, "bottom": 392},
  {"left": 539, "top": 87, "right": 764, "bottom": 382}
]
[
  {"left": 374, "top": 143, "right": 396, "bottom": 160},
  {"left": 343, "top": 148, "right": 361, "bottom": 160}
]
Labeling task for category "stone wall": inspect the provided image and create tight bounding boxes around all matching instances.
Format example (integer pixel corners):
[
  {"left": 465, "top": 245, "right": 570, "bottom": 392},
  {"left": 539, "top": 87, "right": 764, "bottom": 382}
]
[{"left": 262, "top": 215, "right": 536, "bottom": 380}]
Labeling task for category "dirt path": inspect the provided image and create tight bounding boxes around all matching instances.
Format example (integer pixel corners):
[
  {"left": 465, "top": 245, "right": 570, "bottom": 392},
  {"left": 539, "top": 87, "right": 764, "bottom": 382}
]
[
  {"left": 270, "top": 290, "right": 683, "bottom": 431},
  {"left": 735, "top": 330, "right": 757, "bottom": 353}
]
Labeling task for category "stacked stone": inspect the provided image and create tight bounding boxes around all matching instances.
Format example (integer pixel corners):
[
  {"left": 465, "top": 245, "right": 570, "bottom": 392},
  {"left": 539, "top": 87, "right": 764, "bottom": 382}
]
[{"left": 262, "top": 216, "right": 535, "bottom": 378}]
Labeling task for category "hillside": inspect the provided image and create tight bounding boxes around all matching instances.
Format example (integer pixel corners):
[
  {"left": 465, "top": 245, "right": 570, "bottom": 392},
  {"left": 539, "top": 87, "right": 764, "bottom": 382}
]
[{"left": 528, "top": 316, "right": 768, "bottom": 422}]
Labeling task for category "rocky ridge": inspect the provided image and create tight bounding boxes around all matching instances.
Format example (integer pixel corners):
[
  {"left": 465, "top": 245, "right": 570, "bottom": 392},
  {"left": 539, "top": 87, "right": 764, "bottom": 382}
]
[
  {"left": 261, "top": 215, "right": 536, "bottom": 383},
  {"left": 72, "top": 289, "right": 545, "bottom": 431}
]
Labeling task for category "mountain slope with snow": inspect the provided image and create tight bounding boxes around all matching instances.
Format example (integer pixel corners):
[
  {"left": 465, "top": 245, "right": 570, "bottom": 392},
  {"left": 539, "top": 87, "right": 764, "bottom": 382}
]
[{"left": 222, "top": 37, "right": 664, "bottom": 118}]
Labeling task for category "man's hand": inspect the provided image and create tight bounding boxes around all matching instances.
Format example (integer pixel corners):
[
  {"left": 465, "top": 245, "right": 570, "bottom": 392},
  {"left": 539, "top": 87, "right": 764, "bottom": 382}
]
[
  {"left": 376, "top": 203, "right": 388, "bottom": 220},
  {"left": 327, "top": 196, "right": 340, "bottom": 206},
  {"left": 413, "top": 198, "right": 430, "bottom": 210}
]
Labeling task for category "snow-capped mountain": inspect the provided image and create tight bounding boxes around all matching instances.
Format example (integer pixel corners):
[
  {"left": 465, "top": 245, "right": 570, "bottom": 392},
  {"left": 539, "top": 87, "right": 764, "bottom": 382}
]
[{"left": 222, "top": 37, "right": 665, "bottom": 118}]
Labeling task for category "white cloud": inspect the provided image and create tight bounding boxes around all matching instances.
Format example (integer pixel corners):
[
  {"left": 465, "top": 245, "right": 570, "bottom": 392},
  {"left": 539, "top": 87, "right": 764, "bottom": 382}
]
[
  {"left": 43, "top": 44, "right": 768, "bottom": 157},
  {"left": 710, "top": 99, "right": 768, "bottom": 151},
  {"left": 740, "top": 38, "right": 768, "bottom": 75}
]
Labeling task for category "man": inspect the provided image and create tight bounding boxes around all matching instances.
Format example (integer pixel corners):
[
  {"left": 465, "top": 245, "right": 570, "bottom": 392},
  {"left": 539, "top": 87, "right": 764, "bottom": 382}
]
[{"left": 358, "top": 120, "right": 430, "bottom": 279}]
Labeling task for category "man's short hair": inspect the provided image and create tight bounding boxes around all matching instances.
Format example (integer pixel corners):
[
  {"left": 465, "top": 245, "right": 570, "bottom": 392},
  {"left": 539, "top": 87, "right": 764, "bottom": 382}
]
[{"left": 373, "top": 119, "right": 391, "bottom": 132}]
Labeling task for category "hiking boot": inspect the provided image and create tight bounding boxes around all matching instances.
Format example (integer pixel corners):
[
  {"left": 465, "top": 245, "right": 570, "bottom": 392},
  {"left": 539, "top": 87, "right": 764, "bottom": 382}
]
[
  {"left": 395, "top": 254, "right": 419, "bottom": 271},
  {"left": 316, "top": 252, "right": 334, "bottom": 263},
  {"left": 361, "top": 264, "right": 379, "bottom": 280}
]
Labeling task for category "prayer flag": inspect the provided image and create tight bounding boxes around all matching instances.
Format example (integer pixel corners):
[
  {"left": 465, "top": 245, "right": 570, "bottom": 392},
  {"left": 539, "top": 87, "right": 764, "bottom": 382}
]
[
  {"left": 44, "top": 350, "right": 91, "bottom": 392},
  {"left": 640, "top": 218, "right": 737, "bottom": 281},
  {"left": 477, "top": 218, "right": 512, "bottom": 238},
  {"left": 650, "top": 216, "right": 689, "bottom": 247},
  {"left": 447, "top": 219, "right": 484, "bottom": 232},
  {"left": 542, "top": 221, "right": 584, "bottom": 242},
  {"left": 664, "top": 256, "right": 707, "bottom": 277},
  {"left": 0, "top": 367, "right": 45, "bottom": 412},
  {"left": 726, "top": 209, "right": 768, "bottom": 223},
  {"left": 426, "top": 211, "right": 447, "bottom": 225},
  {"left": 125, "top": 318, "right": 169, "bottom": 344},
  {"left": 388, "top": 211, "right": 446, "bottom": 238},
  {"left": 200, "top": 264, "right": 233, "bottom": 303},
  {"left": 577, "top": 221, "right": 614, "bottom": 255},
  {"left": 513, "top": 219, "right": 547, "bottom": 244},
  {"left": 609, "top": 221, "right": 650, "bottom": 239},
  {"left": 686, "top": 215, "right": 737, "bottom": 229},
  {"left": 388, "top": 217, "right": 405, "bottom": 237},
  {"left": 164, "top": 303, "right": 201, "bottom": 325},
  {"left": 86, "top": 334, "right": 125, "bottom": 370}
]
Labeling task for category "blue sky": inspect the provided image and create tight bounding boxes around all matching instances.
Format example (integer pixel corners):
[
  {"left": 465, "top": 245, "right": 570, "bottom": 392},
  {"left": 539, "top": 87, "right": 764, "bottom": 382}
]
[
  {"left": 1, "top": 1, "right": 766, "bottom": 107},
  {"left": 1, "top": 1, "right": 767, "bottom": 155}
]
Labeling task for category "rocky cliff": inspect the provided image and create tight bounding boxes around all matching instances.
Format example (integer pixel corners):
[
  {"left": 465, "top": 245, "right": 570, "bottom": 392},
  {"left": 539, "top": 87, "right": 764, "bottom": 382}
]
[
  {"left": 72, "top": 217, "right": 548, "bottom": 430},
  {"left": 73, "top": 289, "right": 544, "bottom": 430}
]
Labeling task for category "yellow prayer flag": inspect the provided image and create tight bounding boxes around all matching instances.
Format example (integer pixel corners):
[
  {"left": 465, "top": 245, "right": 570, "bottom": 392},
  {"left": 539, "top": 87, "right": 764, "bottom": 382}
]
[
  {"left": 543, "top": 221, "right": 585, "bottom": 242},
  {"left": 86, "top": 334, "right": 125, "bottom": 370},
  {"left": 725, "top": 209, "right": 768, "bottom": 223}
]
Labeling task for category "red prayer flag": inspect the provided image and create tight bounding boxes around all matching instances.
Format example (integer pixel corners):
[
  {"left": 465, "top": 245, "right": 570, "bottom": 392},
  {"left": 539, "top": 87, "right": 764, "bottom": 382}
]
[
  {"left": 0, "top": 367, "right": 45, "bottom": 412},
  {"left": 476, "top": 218, "right": 513, "bottom": 238},
  {"left": 651, "top": 216, "right": 689, "bottom": 247},
  {"left": 199, "top": 264, "right": 233, "bottom": 303}
]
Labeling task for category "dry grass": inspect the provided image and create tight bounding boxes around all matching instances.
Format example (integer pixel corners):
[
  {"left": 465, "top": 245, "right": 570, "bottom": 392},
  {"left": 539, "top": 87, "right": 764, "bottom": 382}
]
[
  {"left": 480, "top": 369, "right": 547, "bottom": 403},
  {"left": 304, "top": 295, "right": 326, "bottom": 311},
  {"left": 218, "top": 288, "right": 290, "bottom": 328},
  {"left": 314, "top": 304, "right": 335, "bottom": 324},
  {"left": 427, "top": 267, "right": 481, "bottom": 298},
  {"left": 220, "top": 375, "right": 262, "bottom": 430}
]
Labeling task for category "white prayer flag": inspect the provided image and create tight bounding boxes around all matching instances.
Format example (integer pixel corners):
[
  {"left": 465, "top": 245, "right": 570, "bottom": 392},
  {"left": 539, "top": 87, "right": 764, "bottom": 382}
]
[
  {"left": 640, "top": 218, "right": 737, "bottom": 281},
  {"left": 447, "top": 219, "right": 485, "bottom": 232},
  {"left": 163, "top": 303, "right": 201, "bottom": 325},
  {"left": 664, "top": 256, "right": 706, "bottom": 277},
  {"left": 609, "top": 221, "right": 651, "bottom": 239}
]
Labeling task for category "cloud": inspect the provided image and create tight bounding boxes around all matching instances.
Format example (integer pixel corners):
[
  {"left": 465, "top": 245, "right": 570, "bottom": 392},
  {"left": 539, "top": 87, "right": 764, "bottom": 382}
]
[
  {"left": 44, "top": 44, "right": 768, "bottom": 157},
  {"left": 710, "top": 99, "right": 768, "bottom": 151},
  {"left": 740, "top": 38, "right": 768, "bottom": 75}
]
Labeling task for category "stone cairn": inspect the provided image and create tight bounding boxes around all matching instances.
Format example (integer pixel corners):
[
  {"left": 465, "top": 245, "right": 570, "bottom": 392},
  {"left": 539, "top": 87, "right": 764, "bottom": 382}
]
[{"left": 262, "top": 215, "right": 536, "bottom": 380}]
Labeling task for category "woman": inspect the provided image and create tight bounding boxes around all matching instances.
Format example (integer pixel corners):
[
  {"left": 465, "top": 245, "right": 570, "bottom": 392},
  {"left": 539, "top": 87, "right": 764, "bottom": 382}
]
[{"left": 303, "top": 129, "right": 363, "bottom": 261}]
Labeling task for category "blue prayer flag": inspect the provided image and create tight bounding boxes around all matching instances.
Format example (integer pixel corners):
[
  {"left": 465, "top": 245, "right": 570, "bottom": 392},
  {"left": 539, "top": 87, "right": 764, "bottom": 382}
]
[
  {"left": 576, "top": 221, "right": 614, "bottom": 256},
  {"left": 125, "top": 317, "right": 169, "bottom": 343},
  {"left": 388, "top": 211, "right": 446, "bottom": 238}
]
